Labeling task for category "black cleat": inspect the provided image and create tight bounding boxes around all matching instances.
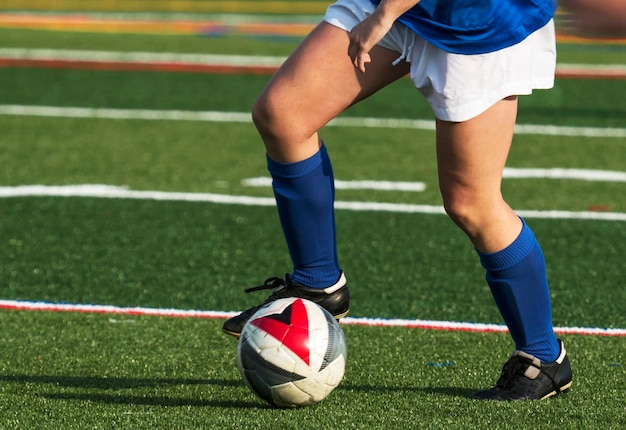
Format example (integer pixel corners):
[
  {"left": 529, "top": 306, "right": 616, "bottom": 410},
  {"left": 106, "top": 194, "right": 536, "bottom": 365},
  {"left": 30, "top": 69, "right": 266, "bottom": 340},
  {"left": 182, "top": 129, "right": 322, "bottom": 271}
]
[
  {"left": 472, "top": 339, "right": 572, "bottom": 401},
  {"left": 222, "top": 273, "right": 350, "bottom": 338}
]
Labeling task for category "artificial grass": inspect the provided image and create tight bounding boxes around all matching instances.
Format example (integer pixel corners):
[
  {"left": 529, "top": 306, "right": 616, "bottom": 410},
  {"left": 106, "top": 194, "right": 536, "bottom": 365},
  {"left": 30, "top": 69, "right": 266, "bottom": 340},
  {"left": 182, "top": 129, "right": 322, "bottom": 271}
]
[
  {"left": 0, "top": 311, "right": 624, "bottom": 429},
  {"left": 0, "top": 28, "right": 302, "bottom": 56},
  {"left": 2, "top": 66, "right": 626, "bottom": 128},
  {"left": 0, "top": 13, "right": 624, "bottom": 430},
  {"left": 1, "top": 197, "right": 624, "bottom": 328},
  {"left": 1, "top": 114, "right": 625, "bottom": 212}
]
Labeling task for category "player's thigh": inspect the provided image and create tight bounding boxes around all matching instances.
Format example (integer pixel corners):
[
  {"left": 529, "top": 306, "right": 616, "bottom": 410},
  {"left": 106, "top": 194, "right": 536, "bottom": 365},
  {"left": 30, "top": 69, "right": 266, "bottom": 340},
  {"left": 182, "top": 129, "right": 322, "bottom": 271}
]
[
  {"left": 435, "top": 96, "right": 518, "bottom": 202},
  {"left": 254, "top": 22, "right": 410, "bottom": 134}
]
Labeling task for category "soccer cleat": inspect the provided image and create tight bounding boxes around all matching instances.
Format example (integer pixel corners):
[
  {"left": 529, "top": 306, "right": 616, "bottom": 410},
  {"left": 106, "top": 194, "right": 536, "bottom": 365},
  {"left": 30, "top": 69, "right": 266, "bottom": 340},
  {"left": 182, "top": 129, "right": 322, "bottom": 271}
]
[
  {"left": 222, "top": 272, "right": 350, "bottom": 338},
  {"left": 472, "top": 339, "right": 572, "bottom": 401}
]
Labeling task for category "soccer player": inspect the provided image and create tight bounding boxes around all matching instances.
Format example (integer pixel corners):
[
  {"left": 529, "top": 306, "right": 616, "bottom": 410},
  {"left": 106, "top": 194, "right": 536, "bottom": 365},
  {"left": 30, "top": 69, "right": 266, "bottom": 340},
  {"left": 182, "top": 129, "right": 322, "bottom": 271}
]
[{"left": 223, "top": 0, "right": 573, "bottom": 401}]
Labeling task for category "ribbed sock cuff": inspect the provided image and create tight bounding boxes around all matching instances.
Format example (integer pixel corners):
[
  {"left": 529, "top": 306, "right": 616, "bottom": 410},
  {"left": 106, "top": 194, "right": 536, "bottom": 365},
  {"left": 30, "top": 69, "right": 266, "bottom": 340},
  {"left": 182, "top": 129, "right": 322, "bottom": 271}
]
[
  {"left": 266, "top": 145, "right": 325, "bottom": 179},
  {"left": 292, "top": 267, "right": 343, "bottom": 290},
  {"left": 477, "top": 218, "right": 536, "bottom": 272},
  {"left": 521, "top": 336, "right": 561, "bottom": 363}
]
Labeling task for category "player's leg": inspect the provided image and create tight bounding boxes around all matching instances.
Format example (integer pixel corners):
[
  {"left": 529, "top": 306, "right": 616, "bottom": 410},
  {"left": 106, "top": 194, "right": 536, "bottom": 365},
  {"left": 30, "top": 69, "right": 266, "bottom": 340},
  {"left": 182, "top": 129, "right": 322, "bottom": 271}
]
[
  {"left": 435, "top": 96, "right": 522, "bottom": 253},
  {"left": 436, "top": 99, "right": 556, "bottom": 354},
  {"left": 435, "top": 99, "right": 570, "bottom": 399},
  {"left": 252, "top": 20, "right": 409, "bottom": 284},
  {"left": 253, "top": 22, "right": 409, "bottom": 163},
  {"left": 252, "top": 20, "right": 409, "bottom": 286},
  {"left": 412, "top": 16, "right": 570, "bottom": 399},
  {"left": 223, "top": 17, "right": 411, "bottom": 337}
]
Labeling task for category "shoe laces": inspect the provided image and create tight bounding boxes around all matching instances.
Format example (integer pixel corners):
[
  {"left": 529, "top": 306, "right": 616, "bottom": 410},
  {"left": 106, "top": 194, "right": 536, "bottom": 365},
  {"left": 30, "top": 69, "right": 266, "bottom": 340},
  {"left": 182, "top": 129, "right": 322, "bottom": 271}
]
[
  {"left": 496, "top": 355, "right": 534, "bottom": 389},
  {"left": 244, "top": 274, "right": 292, "bottom": 294}
]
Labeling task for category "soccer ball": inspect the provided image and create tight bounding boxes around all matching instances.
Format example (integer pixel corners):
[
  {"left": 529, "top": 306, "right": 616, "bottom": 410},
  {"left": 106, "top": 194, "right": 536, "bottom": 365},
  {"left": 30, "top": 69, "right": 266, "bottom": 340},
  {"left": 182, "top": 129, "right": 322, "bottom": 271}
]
[{"left": 236, "top": 297, "right": 347, "bottom": 408}]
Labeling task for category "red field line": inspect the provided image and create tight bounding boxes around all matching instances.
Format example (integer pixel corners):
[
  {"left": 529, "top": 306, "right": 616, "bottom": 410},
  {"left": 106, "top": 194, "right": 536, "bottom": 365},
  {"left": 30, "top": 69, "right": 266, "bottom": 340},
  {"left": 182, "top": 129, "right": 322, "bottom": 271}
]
[
  {"left": 2, "top": 299, "right": 625, "bottom": 337},
  {"left": 554, "top": 66, "right": 626, "bottom": 80},
  {"left": 2, "top": 57, "right": 626, "bottom": 79}
]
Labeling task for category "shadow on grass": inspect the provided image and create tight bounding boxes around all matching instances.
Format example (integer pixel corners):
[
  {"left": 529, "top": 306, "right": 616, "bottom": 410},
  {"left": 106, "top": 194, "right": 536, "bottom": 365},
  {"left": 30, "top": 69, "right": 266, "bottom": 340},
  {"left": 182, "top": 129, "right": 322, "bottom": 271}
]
[
  {"left": 0, "top": 374, "right": 268, "bottom": 409},
  {"left": 39, "top": 392, "right": 265, "bottom": 408},
  {"left": 338, "top": 383, "right": 475, "bottom": 399},
  {"left": 1, "top": 374, "right": 477, "bottom": 407}
]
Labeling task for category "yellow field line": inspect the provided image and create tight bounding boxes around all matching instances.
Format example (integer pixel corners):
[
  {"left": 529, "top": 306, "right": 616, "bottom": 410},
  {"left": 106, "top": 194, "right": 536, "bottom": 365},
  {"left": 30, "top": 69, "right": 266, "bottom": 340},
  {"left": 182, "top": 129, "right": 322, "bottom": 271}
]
[
  {"left": 1, "top": 9, "right": 624, "bottom": 45},
  {"left": 0, "top": 0, "right": 330, "bottom": 14}
]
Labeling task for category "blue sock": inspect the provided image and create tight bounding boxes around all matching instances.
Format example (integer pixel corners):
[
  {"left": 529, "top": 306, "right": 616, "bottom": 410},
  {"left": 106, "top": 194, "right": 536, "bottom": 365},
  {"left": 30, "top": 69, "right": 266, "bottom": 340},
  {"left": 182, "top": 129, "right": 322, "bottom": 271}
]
[
  {"left": 477, "top": 219, "right": 560, "bottom": 362},
  {"left": 267, "top": 144, "right": 341, "bottom": 288}
]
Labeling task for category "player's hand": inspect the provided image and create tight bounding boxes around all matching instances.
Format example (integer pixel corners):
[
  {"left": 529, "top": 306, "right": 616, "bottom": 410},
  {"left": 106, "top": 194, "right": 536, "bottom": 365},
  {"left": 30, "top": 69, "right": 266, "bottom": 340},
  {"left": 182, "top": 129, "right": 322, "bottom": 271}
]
[
  {"left": 559, "top": 0, "right": 626, "bottom": 37},
  {"left": 347, "top": 12, "right": 394, "bottom": 73}
]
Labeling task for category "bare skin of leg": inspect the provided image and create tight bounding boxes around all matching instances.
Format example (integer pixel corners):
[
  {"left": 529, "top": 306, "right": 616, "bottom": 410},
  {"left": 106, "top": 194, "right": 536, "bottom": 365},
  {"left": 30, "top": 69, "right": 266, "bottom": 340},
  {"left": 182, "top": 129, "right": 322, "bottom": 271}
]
[
  {"left": 436, "top": 96, "right": 522, "bottom": 254},
  {"left": 253, "top": 21, "right": 523, "bottom": 255},
  {"left": 252, "top": 22, "right": 410, "bottom": 163}
]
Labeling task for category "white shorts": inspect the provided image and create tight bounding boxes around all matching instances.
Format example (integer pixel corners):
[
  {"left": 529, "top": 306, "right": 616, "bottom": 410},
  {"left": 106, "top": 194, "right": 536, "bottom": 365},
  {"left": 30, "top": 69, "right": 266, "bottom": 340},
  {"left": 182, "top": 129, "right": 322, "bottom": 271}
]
[{"left": 324, "top": 0, "right": 556, "bottom": 122}]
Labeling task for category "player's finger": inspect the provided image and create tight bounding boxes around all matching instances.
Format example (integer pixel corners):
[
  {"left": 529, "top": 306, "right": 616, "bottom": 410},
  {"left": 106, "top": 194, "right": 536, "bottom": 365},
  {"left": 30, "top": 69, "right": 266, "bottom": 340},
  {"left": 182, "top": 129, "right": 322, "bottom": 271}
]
[{"left": 357, "top": 53, "right": 371, "bottom": 73}]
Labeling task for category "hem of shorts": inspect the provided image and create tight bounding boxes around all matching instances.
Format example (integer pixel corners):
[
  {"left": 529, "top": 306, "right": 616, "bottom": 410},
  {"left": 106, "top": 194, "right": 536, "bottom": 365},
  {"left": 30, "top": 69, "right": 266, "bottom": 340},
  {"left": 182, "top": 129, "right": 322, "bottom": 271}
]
[
  {"left": 324, "top": 17, "right": 350, "bottom": 32},
  {"left": 431, "top": 78, "right": 555, "bottom": 122}
]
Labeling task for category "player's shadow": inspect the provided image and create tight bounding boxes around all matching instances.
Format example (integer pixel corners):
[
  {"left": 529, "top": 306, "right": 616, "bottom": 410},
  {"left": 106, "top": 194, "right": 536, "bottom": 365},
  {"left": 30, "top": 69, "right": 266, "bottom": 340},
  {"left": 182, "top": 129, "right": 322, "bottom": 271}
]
[
  {"left": 419, "top": 386, "right": 477, "bottom": 398},
  {"left": 339, "top": 383, "right": 475, "bottom": 399},
  {"left": 2, "top": 374, "right": 476, "bottom": 407},
  {"left": 0, "top": 374, "right": 264, "bottom": 408}
]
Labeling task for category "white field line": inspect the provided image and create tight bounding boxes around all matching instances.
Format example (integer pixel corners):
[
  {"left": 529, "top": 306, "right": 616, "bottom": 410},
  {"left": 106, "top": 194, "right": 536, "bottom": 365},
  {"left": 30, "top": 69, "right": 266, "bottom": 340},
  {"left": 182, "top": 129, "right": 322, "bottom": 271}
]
[
  {"left": 3, "top": 48, "right": 626, "bottom": 76},
  {"left": 0, "top": 104, "right": 252, "bottom": 123},
  {"left": 0, "top": 48, "right": 286, "bottom": 66},
  {"left": 0, "top": 299, "right": 624, "bottom": 337},
  {"left": 0, "top": 184, "right": 276, "bottom": 206},
  {"left": 504, "top": 167, "right": 626, "bottom": 182},
  {"left": 2, "top": 104, "right": 626, "bottom": 138},
  {"left": 1, "top": 184, "right": 625, "bottom": 221},
  {"left": 556, "top": 62, "right": 626, "bottom": 73},
  {"left": 242, "top": 177, "right": 427, "bottom": 192},
  {"left": 244, "top": 168, "right": 626, "bottom": 192}
]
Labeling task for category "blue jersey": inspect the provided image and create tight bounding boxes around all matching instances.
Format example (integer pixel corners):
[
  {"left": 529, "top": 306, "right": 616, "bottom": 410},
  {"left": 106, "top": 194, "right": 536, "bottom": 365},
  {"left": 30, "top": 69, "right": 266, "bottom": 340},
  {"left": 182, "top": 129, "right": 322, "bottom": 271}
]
[{"left": 368, "top": 0, "right": 557, "bottom": 54}]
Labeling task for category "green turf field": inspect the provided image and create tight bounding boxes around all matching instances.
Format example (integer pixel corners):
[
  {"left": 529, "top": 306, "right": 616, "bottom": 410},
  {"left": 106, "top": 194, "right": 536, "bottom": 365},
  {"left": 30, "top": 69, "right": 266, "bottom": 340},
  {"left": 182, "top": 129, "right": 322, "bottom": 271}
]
[{"left": 0, "top": 3, "right": 625, "bottom": 429}]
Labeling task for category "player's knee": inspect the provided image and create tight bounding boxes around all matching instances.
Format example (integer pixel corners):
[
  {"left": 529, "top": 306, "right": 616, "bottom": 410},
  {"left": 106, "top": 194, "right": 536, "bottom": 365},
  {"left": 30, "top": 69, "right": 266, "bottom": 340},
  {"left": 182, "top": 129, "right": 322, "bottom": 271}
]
[
  {"left": 443, "top": 200, "right": 472, "bottom": 231},
  {"left": 252, "top": 92, "right": 294, "bottom": 144},
  {"left": 441, "top": 191, "right": 483, "bottom": 234},
  {"left": 252, "top": 93, "right": 316, "bottom": 149},
  {"left": 251, "top": 93, "right": 275, "bottom": 137}
]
